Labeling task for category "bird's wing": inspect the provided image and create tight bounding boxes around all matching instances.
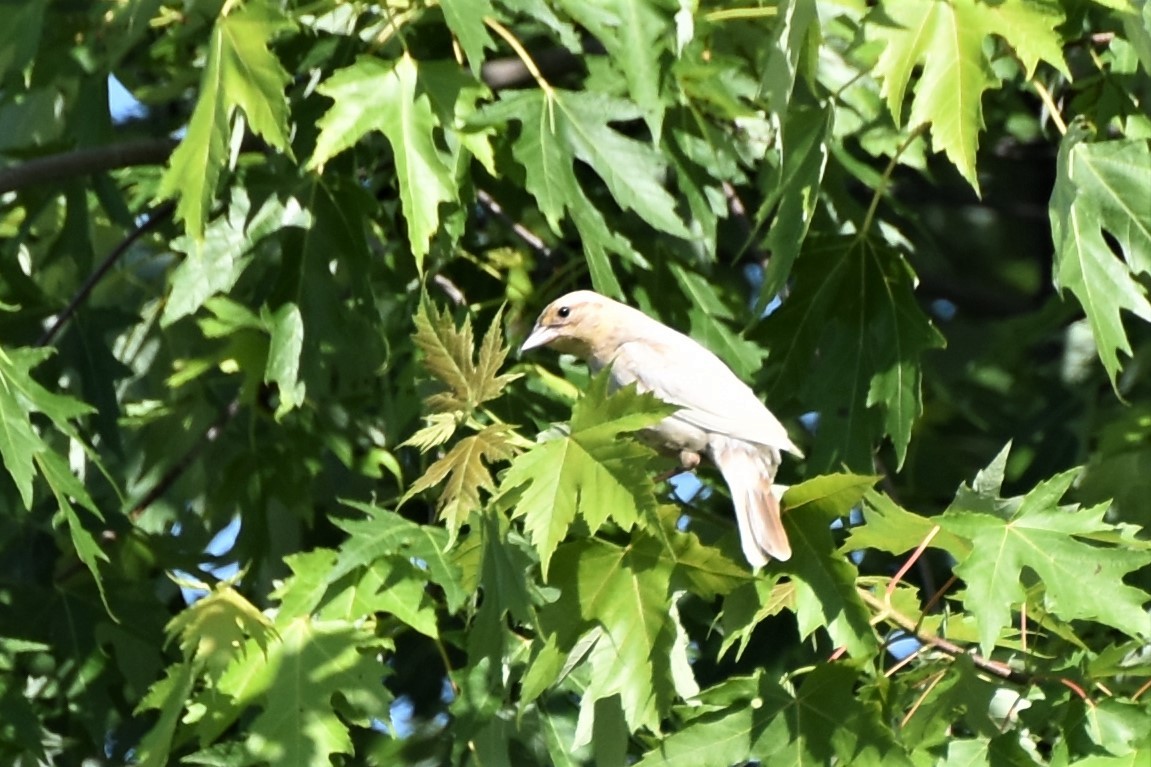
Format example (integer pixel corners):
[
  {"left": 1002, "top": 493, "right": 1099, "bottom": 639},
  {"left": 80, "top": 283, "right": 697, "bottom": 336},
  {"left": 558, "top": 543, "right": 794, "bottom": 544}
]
[{"left": 610, "top": 336, "right": 802, "bottom": 456}]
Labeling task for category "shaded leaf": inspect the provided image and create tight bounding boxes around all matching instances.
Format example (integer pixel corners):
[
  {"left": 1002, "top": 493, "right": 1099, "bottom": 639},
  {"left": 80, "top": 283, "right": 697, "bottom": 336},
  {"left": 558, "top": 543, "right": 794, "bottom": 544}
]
[{"left": 1049, "top": 132, "right": 1151, "bottom": 386}]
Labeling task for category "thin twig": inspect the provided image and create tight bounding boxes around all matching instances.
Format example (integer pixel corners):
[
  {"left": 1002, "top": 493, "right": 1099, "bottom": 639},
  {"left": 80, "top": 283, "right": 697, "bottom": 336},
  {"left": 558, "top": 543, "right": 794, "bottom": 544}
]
[
  {"left": 901, "top": 669, "right": 948, "bottom": 727},
  {"left": 476, "top": 188, "right": 553, "bottom": 259},
  {"left": 886, "top": 524, "right": 941, "bottom": 598},
  {"left": 37, "top": 202, "right": 175, "bottom": 347},
  {"left": 859, "top": 124, "right": 928, "bottom": 239},
  {"left": 484, "top": 18, "right": 555, "bottom": 97},
  {"left": 858, "top": 588, "right": 1027, "bottom": 684}
]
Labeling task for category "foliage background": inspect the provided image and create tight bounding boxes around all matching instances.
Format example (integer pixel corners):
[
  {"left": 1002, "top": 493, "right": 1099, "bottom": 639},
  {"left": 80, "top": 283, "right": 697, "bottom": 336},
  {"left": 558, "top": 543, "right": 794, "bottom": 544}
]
[{"left": 2, "top": 0, "right": 1151, "bottom": 764}]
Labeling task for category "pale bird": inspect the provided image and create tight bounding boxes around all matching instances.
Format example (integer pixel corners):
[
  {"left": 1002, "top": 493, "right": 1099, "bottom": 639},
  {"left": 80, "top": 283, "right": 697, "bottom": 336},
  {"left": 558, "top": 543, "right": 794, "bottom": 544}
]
[{"left": 521, "top": 290, "right": 803, "bottom": 567}]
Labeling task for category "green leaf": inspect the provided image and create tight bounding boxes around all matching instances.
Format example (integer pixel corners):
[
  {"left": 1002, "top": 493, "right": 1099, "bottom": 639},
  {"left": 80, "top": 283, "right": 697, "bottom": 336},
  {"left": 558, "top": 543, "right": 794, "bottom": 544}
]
[
  {"left": 777, "top": 473, "right": 879, "bottom": 656},
  {"left": 846, "top": 489, "right": 969, "bottom": 556},
  {"left": 134, "top": 663, "right": 197, "bottom": 767},
  {"left": 758, "top": 104, "right": 833, "bottom": 303},
  {"left": 635, "top": 665, "right": 914, "bottom": 766},
  {"left": 762, "top": 235, "right": 944, "bottom": 469},
  {"left": 0, "top": 346, "right": 93, "bottom": 509},
  {"left": 473, "top": 88, "right": 690, "bottom": 291},
  {"left": 217, "top": 2, "right": 294, "bottom": 153},
  {"left": 865, "top": 0, "right": 1067, "bottom": 191},
  {"left": 157, "top": 2, "right": 294, "bottom": 234},
  {"left": 500, "top": 372, "right": 675, "bottom": 575},
  {"left": 163, "top": 188, "right": 304, "bottom": 325},
  {"left": 38, "top": 449, "right": 111, "bottom": 611},
  {"left": 540, "top": 534, "right": 697, "bottom": 740},
  {"left": 310, "top": 54, "right": 456, "bottom": 269},
  {"left": 330, "top": 501, "right": 469, "bottom": 611},
  {"left": 164, "top": 583, "right": 274, "bottom": 679},
  {"left": 938, "top": 450, "right": 1151, "bottom": 655},
  {"left": 262, "top": 301, "right": 305, "bottom": 418},
  {"left": 404, "top": 423, "right": 519, "bottom": 540},
  {"left": 215, "top": 617, "right": 391, "bottom": 767},
  {"left": 440, "top": 0, "right": 495, "bottom": 74},
  {"left": 555, "top": 0, "right": 672, "bottom": 138},
  {"left": 1049, "top": 133, "right": 1151, "bottom": 386},
  {"left": 0, "top": 0, "right": 44, "bottom": 80}
]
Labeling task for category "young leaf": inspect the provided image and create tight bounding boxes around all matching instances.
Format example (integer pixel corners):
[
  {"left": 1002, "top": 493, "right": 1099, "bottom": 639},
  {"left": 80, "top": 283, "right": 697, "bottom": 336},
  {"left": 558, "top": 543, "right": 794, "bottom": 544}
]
[
  {"left": 864, "top": 0, "right": 1067, "bottom": 191},
  {"left": 500, "top": 372, "right": 675, "bottom": 575},
  {"left": 310, "top": 54, "right": 456, "bottom": 269},
  {"left": 404, "top": 423, "right": 519, "bottom": 540},
  {"left": 1049, "top": 132, "right": 1151, "bottom": 386},
  {"left": 164, "top": 583, "right": 274, "bottom": 679},
  {"left": 411, "top": 300, "right": 520, "bottom": 416}
]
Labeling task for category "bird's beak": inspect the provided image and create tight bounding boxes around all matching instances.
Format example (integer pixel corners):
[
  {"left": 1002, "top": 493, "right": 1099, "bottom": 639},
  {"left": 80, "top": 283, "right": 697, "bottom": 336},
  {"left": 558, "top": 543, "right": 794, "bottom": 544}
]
[{"left": 520, "top": 324, "right": 557, "bottom": 352}]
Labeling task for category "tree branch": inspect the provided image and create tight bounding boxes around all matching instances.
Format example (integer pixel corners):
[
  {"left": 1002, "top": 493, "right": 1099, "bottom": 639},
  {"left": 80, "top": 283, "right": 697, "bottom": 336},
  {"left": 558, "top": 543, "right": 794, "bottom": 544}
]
[{"left": 0, "top": 138, "right": 179, "bottom": 194}]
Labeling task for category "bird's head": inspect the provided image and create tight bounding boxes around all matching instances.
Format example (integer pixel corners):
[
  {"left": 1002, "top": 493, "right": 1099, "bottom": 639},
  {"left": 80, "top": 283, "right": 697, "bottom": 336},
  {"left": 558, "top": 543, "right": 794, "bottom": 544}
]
[{"left": 520, "top": 290, "right": 615, "bottom": 358}]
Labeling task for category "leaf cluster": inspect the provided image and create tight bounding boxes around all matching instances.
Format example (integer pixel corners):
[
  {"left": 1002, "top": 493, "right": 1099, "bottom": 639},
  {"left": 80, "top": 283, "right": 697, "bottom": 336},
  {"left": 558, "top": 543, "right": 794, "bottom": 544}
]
[{"left": 1, "top": 1, "right": 1151, "bottom": 766}]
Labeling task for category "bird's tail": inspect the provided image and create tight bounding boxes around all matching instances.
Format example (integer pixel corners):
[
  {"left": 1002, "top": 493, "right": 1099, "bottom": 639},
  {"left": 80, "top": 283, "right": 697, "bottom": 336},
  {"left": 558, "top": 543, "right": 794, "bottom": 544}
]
[{"left": 710, "top": 439, "right": 791, "bottom": 567}]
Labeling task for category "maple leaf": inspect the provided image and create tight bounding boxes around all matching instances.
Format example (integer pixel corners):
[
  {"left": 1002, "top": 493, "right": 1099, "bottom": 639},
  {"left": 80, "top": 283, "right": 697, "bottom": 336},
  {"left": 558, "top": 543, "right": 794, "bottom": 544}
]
[
  {"left": 214, "top": 617, "right": 392, "bottom": 767},
  {"left": 762, "top": 235, "right": 943, "bottom": 470},
  {"left": 403, "top": 423, "right": 519, "bottom": 540},
  {"left": 309, "top": 54, "right": 456, "bottom": 268},
  {"left": 164, "top": 582, "right": 274, "bottom": 680},
  {"left": 329, "top": 501, "right": 470, "bottom": 612},
  {"left": 498, "top": 372, "right": 675, "bottom": 576},
  {"left": 157, "top": 3, "right": 295, "bottom": 234},
  {"left": 1049, "top": 130, "right": 1151, "bottom": 387},
  {"left": 864, "top": 0, "right": 1068, "bottom": 192},
  {"left": 937, "top": 445, "right": 1151, "bottom": 655},
  {"left": 540, "top": 535, "right": 698, "bottom": 742},
  {"left": 471, "top": 88, "right": 690, "bottom": 294},
  {"left": 634, "top": 665, "right": 915, "bottom": 766},
  {"left": 411, "top": 299, "right": 521, "bottom": 416}
]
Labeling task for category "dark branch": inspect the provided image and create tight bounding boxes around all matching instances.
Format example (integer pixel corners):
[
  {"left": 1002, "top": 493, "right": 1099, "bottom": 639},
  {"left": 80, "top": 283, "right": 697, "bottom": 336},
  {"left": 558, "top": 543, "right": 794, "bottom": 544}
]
[
  {"left": 36, "top": 202, "right": 175, "bottom": 347},
  {"left": 0, "top": 138, "right": 179, "bottom": 194}
]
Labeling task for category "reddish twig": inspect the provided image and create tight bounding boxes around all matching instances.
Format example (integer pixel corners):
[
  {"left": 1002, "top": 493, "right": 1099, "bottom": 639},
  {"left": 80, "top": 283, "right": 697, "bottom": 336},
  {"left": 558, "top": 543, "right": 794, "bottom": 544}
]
[{"left": 886, "top": 524, "right": 941, "bottom": 598}]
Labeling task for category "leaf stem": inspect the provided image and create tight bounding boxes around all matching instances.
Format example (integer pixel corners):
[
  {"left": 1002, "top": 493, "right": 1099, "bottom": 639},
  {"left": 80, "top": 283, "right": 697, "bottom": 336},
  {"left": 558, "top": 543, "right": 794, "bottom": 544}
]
[
  {"left": 485, "top": 18, "right": 554, "bottom": 97},
  {"left": 859, "top": 124, "right": 927, "bottom": 239},
  {"left": 1030, "top": 78, "right": 1067, "bottom": 135}
]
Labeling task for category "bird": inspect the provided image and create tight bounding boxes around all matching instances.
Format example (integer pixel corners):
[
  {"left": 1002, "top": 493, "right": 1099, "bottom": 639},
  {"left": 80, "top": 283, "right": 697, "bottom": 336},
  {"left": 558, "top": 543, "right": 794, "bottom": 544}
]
[{"left": 520, "top": 290, "right": 803, "bottom": 567}]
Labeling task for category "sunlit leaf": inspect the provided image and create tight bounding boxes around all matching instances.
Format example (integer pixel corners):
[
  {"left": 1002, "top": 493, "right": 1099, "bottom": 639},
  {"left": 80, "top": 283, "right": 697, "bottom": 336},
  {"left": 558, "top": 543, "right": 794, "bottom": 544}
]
[{"left": 500, "top": 372, "right": 675, "bottom": 575}]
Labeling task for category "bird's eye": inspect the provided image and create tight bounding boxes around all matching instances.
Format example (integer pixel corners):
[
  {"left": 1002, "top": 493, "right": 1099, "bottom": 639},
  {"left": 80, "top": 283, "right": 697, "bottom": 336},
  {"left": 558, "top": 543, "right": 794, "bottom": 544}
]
[{"left": 557, "top": 306, "right": 571, "bottom": 319}]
